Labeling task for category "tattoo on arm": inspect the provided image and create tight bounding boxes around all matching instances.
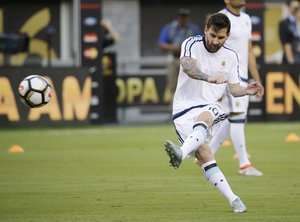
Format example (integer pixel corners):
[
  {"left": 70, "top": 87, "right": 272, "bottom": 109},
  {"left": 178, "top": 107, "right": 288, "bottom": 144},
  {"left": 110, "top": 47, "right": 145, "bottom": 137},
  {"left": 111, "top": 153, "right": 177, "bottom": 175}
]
[{"left": 180, "top": 57, "right": 209, "bottom": 81}]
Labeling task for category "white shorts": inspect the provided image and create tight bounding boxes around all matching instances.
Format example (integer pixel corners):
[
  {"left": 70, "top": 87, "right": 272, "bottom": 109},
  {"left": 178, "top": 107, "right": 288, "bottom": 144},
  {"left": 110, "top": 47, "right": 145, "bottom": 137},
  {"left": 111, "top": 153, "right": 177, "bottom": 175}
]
[
  {"left": 172, "top": 103, "right": 227, "bottom": 144},
  {"left": 220, "top": 85, "right": 249, "bottom": 114}
]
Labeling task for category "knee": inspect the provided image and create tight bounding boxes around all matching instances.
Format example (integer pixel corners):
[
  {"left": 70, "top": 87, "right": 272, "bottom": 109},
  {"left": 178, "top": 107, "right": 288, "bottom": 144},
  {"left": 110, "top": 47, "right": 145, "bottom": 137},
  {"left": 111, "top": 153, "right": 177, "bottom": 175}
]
[{"left": 196, "top": 111, "right": 214, "bottom": 127}]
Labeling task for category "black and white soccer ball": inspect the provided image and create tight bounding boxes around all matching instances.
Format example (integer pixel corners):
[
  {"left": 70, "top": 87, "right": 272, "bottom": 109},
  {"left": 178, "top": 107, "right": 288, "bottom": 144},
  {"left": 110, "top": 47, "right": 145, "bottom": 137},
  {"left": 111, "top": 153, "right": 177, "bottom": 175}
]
[{"left": 18, "top": 75, "right": 52, "bottom": 108}]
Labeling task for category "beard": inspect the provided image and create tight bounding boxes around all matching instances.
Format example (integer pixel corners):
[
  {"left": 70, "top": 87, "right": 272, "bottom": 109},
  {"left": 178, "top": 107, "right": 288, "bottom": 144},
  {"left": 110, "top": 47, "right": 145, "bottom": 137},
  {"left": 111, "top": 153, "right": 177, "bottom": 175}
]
[
  {"left": 206, "top": 42, "right": 221, "bottom": 53},
  {"left": 232, "top": 0, "right": 246, "bottom": 9}
]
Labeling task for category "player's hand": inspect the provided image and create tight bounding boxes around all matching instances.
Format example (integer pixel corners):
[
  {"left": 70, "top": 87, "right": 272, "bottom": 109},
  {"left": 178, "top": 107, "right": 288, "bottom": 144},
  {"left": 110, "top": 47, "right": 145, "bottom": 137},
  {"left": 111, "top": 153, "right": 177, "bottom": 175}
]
[
  {"left": 207, "top": 74, "right": 228, "bottom": 84},
  {"left": 255, "top": 81, "right": 264, "bottom": 97},
  {"left": 247, "top": 81, "right": 263, "bottom": 95}
]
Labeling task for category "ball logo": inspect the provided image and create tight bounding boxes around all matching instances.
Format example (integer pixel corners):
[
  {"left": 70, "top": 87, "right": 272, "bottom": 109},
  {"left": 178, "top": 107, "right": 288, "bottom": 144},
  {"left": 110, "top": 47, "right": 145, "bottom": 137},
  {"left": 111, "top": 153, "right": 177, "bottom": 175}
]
[{"left": 19, "top": 84, "right": 24, "bottom": 93}]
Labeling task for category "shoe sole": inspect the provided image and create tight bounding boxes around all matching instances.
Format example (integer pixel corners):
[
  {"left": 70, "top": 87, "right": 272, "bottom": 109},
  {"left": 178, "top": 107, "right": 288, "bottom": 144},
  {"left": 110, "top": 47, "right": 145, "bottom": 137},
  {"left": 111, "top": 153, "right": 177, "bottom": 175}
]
[
  {"left": 164, "top": 140, "right": 181, "bottom": 169},
  {"left": 238, "top": 171, "right": 263, "bottom": 176},
  {"left": 233, "top": 208, "right": 247, "bottom": 213}
]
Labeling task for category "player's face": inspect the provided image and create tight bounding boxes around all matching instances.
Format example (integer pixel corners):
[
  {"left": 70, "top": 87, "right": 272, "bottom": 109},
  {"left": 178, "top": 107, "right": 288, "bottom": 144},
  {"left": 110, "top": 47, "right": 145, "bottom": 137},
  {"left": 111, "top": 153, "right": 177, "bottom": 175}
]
[
  {"left": 225, "top": 0, "right": 246, "bottom": 9},
  {"left": 204, "top": 26, "right": 229, "bottom": 53}
]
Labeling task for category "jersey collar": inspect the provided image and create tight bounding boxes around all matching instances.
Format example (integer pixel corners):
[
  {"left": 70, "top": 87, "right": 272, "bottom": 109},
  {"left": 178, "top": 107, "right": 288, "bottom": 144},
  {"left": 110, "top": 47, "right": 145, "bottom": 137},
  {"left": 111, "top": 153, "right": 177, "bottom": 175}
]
[{"left": 225, "top": 8, "right": 240, "bottom": 17}]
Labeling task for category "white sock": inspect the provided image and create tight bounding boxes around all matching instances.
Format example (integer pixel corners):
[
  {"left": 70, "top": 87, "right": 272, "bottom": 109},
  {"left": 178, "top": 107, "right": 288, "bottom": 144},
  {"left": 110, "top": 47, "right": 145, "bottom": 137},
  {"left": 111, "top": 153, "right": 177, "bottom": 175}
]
[
  {"left": 230, "top": 123, "right": 251, "bottom": 168},
  {"left": 202, "top": 160, "right": 238, "bottom": 204},
  {"left": 181, "top": 122, "right": 207, "bottom": 160},
  {"left": 209, "top": 119, "right": 230, "bottom": 154}
]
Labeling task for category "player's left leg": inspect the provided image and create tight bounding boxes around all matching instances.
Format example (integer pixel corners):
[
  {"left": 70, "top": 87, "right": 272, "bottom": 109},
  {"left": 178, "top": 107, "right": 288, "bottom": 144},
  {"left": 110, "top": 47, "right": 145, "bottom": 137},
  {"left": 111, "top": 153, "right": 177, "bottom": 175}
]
[
  {"left": 229, "top": 114, "right": 250, "bottom": 168},
  {"left": 229, "top": 114, "right": 263, "bottom": 176},
  {"left": 208, "top": 118, "right": 230, "bottom": 154},
  {"left": 208, "top": 87, "right": 231, "bottom": 154}
]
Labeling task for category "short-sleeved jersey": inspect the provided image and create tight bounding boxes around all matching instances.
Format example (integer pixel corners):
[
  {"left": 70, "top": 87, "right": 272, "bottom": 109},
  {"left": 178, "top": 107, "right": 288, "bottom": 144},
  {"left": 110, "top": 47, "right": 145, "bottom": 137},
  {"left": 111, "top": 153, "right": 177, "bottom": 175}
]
[
  {"left": 219, "top": 8, "right": 252, "bottom": 81},
  {"left": 172, "top": 35, "right": 240, "bottom": 114}
]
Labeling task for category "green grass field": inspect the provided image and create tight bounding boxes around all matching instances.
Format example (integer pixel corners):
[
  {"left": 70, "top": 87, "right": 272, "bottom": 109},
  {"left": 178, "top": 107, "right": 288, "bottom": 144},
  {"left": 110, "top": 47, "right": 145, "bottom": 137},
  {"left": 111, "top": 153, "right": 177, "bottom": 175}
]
[{"left": 0, "top": 123, "right": 300, "bottom": 222}]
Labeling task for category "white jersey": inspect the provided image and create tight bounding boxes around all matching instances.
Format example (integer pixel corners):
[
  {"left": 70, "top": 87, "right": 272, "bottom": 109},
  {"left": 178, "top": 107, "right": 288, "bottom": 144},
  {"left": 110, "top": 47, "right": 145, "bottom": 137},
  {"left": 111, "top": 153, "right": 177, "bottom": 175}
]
[
  {"left": 220, "top": 8, "right": 252, "bottom": 82},
  {"left": 173, "top": 35, "right": 240, "bottom": 114}
]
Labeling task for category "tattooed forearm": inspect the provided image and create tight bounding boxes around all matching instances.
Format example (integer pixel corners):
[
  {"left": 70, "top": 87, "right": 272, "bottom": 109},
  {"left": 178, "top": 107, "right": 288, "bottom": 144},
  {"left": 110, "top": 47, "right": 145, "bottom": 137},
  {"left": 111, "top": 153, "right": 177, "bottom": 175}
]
[{"left": 180, "top": 57, "right": 209, "bottom": 81}]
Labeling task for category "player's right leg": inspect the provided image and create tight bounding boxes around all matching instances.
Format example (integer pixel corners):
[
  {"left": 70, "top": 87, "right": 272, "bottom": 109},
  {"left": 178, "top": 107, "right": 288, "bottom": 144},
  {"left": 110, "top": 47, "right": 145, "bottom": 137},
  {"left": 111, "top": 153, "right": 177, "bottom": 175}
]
[
  {"left": 195, "top": 144, "right": 247, "bottom": 213},
  {"left": 231, "top": 198, "right": 247, "bottom": 213}
]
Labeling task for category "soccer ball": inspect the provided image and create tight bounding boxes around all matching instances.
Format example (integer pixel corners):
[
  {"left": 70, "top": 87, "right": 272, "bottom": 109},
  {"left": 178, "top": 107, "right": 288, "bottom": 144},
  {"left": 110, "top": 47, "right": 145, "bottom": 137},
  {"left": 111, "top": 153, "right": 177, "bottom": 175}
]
[{"left": 18, "top": 75, "right": 52, "bottom": 108}]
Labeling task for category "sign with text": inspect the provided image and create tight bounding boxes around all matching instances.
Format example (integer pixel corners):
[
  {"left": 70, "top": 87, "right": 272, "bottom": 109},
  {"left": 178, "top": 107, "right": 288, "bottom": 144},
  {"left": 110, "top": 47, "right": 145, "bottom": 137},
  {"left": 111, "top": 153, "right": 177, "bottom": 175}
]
[
  {"left": 262, "top": 65, "right": 300, "bottom": 121},
  {"left": 116, "top": 65, "right": 300, "bottom": 122}
]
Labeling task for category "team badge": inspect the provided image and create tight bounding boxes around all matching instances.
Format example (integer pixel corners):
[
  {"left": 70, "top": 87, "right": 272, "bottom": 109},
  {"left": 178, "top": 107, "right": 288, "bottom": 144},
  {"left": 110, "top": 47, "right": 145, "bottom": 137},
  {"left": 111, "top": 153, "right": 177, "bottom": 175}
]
[{"left": 220, "top": 58, "right": 226, "bottom": 69}]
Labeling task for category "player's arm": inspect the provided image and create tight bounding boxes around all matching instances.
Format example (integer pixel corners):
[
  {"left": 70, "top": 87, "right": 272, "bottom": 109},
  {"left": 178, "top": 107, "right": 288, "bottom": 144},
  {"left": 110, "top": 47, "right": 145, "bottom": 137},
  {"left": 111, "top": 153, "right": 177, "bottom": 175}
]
[
  {"left": 229, "top": 81, "right": 262, "bottom": 97},
  {"left": 248, "top": 41, "right": 264, "bottom": 97},
  {"left": 180, "top": 56, "right": 227, "bottom": 84},
  {"left": 283, "top": 43, "right": 295, "bottom": 64},
  {"left": 101, "top": 19, "right": 120, "bottom": 44},
  {"left": 248, "top": 41, "right": 260, "bottom": 82}
]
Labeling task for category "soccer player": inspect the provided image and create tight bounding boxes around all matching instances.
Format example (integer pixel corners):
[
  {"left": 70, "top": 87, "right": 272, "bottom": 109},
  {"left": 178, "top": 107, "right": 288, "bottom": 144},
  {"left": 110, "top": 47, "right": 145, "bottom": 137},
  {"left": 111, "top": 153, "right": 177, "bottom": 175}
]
[
  {"left": 208, "top": 0, "right": 264, "bottom": 176},
  {"left": 164, "top": 13, "right": 263, "bottom": 213}
]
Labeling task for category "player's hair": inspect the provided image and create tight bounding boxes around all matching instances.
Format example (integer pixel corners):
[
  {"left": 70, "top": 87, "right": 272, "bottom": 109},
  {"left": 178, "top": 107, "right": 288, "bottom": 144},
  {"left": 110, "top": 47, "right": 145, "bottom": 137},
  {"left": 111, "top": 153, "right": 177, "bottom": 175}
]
[{"left": 206, "top": 13, "right": 231, "bottom": 34}]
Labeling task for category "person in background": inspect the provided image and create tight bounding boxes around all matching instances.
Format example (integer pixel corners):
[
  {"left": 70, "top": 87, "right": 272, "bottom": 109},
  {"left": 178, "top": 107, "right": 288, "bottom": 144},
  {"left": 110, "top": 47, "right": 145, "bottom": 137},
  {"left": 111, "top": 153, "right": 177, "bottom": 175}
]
[
  {"left": 293, "top": 5, "right": 300, "bottom": 63},
  {"left": 279, "top": 0, "right": 300, "bottom": 64},
  {"left": 206, "top": 0, "right": 264, "bottom": 176},
  {"left": 158, "top": 9, "right": 201, "bottom": 108},
  {"left": 100, "top": 19, "right": 120, "bottom": 123},
  {"left": 101, "top": 19, "right": 120, "bottom": 52}
]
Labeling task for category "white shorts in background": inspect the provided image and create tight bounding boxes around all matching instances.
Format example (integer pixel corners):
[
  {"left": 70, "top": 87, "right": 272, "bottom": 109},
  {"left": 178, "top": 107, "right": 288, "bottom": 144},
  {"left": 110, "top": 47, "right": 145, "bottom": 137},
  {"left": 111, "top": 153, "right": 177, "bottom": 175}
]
[
  {"left": 172, "top": 103, "right": 227, "bottom": 145},
  {"left": 221, "top": 86, "right": 249, "bottom": 114}
]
